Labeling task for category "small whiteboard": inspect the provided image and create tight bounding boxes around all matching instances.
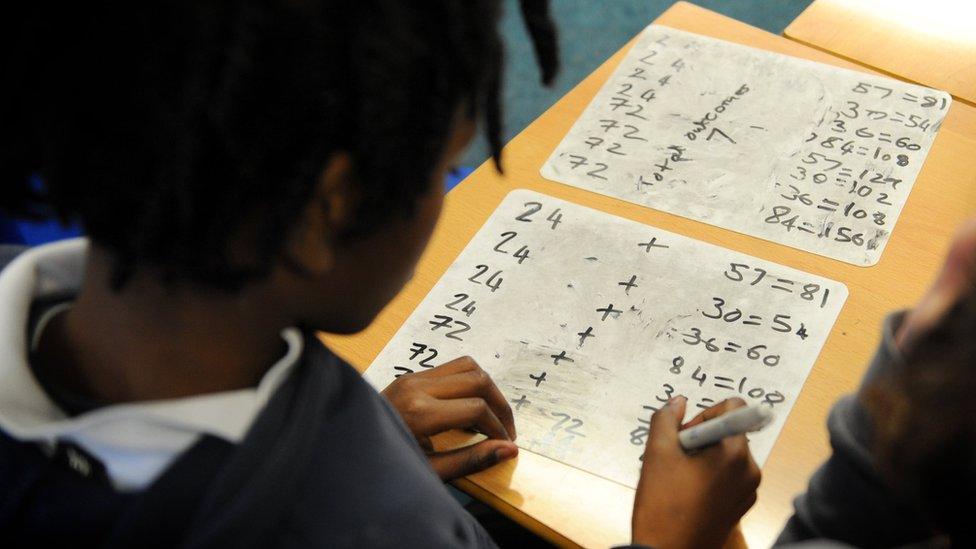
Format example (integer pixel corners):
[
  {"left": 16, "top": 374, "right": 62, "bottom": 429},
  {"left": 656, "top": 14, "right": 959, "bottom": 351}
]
[
  {"left": 365, "top": 190, "right": 847, "bottom": 489},
  {"left": 541, "top": 26, "right": 950, "bottom": 266}
]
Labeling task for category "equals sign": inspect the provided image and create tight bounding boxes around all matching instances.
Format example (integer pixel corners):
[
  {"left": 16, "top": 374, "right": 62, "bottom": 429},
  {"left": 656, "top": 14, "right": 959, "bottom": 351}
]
[
  {"left": 742, "top": 315, "right": 762, "bottom": 326},
  {"left": 771, "top": 279, "right": 796, "bottom": 293},
  {"left": 839, "top": 168, "right": 853, "bottom": 176},
  {"left": 903, "top": 92, "right": 918, "bottom": 103},
  {"left": 724, "top": 342, "right": 742, "bottom": 352},
  {"left": 878, "top": 133, "right": 892, "bottom": 143},
  {"left": 857, "top": 146, "right": 868, "bottom": 156},
  {"left": 696, "top": 397, "right": 715, "bottom": 410},
  {"left": 714, "top": 376, "right": 736, "bottom": 390},
  {"left": 818, "top": 199, "right": 839, "bottom": 212}
]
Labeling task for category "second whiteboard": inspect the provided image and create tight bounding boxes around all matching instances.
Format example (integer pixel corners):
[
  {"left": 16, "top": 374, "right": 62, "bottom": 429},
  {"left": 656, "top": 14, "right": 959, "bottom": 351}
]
[{"left": 541, "top": 25, "right": 950, "bottom": 266}]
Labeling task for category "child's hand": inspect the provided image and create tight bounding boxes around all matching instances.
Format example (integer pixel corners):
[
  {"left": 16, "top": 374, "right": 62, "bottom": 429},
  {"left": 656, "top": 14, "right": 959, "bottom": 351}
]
[
  {"left": 896, "top": 218, "right": 976, "bottom": 354},
  {"left": 632, "top": 397, "right": 761, "bottom": 549},
  {"left": 381, "top": 356, "right": 518, "bottom": 481}
]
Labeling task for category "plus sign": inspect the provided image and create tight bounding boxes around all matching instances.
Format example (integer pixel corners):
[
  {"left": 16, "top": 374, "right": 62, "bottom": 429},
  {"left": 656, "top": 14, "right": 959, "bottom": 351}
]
[
  {"left": 618, "top": 274, "right": 639, "bottom": 295},
  {"left": 550, "top": 350, "right": 574, "bottom": 366},
  {"left": 529, "top": 371, "right": 547, "bottom": 386},
  {"left": 596, "top": 303, "right": 623, "bottom": 321},
  {"left": 511, "top": 394, "right": 531, "bottom": 410},
  {"left": 638, "top": 237, "right": 669, "bottom": 253},
  {"left": 577, "top": 326, "right": 595, "bottom": 347}
]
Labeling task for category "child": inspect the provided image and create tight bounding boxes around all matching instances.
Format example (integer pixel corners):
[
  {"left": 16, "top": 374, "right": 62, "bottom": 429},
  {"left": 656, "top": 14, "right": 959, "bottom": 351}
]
[
  {"left": 0, "top": 1, "right": 759, "bottom": 547},
  {"left": 776, "top": 220, "right": 976, "bottom": 548}
]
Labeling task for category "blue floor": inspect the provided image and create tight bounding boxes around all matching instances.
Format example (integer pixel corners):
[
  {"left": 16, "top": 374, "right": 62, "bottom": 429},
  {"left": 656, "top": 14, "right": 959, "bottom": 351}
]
[{"left": 458, "top": 0, "right": 814, "bottom": 169}]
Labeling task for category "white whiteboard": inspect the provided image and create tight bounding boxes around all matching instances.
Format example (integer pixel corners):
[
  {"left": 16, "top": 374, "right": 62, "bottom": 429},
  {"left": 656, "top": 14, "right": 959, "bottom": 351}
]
[
  {"left": 365, "top": 190, "right": 847, "bottom": 489},
  {"left": 541, "top": 25, "right": 951, "bottom": 266}
]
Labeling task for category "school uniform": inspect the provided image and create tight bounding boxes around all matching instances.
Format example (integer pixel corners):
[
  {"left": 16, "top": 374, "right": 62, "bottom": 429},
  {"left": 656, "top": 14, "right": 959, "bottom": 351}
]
[
  {"left": 0, "top": 239, "right": 499, "bottom": 548},
  {"left": 775, "top": 312, "right": 947, "bottom": 548}
]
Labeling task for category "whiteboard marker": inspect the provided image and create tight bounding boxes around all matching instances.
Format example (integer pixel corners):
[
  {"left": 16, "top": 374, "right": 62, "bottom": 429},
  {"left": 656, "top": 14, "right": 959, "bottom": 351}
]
[{"left": 678, "top": 405, "right": 774, "bottom": 451}]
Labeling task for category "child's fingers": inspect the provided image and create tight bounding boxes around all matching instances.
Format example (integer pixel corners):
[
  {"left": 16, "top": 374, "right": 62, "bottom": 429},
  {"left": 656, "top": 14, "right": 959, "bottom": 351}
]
[
  {"left": 734, "top": 490, "right": 759, "bottom": 521},
  {"left": 410, "top": 371, "right": 517, "bottom": 440},
  {"left": 698, "top": 433, "right": 759, "bottom": 485},
  {"left": 720, "top": 433, "right": 751, "bottom": 460},
  {"left": 429, "top": 440, "right": 518, "bottom": 481},
  {"left": 417, "top": 397, "right": 512, "bottom": 441},
  {"left": 679, "top": 397, "right": 748, "bottom": 430},
  {"left": 646, "top": 396, "right": 687, "bottom": 451},
  {"left": 412, "top": 355, "right": 483, "bottom": 378},
  {"left": 721, "top": 436, "right": 762, "bottom": 508}
]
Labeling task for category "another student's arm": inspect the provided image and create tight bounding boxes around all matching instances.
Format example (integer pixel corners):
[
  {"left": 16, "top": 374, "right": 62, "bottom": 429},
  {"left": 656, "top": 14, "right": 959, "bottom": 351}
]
[
  {"left": 774, "top": 313, "right": 934, "bottom": 547},
  {"left": 776, "top": 220, "right": 976, "bottom": 547}
]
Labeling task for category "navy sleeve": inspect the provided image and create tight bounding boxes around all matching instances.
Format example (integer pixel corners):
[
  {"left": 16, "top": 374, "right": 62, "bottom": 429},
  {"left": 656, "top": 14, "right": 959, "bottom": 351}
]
[{"left": 774, "top": 312, "right": 935, "bottom": 547}]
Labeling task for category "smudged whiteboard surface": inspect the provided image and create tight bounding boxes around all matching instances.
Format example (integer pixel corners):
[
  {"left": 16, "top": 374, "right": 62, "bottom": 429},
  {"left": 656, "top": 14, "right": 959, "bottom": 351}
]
[
  {"left": 540, "top": 26, "right": 950, "bottom": 266},
  {"left": 364, "top": 190, "right": 847, "bottom": 489}
]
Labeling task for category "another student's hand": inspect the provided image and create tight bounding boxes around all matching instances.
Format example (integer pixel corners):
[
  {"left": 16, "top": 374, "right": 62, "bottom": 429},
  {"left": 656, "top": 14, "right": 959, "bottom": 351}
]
[
  {"left": 632, "top": 397, "right": 760, "bottom": 549},
  {"left": 381, "top": 356, "right": 518, "bottom": 481},
  {"left": 896, "top": 218, "right": 976, "bottom": 354}
]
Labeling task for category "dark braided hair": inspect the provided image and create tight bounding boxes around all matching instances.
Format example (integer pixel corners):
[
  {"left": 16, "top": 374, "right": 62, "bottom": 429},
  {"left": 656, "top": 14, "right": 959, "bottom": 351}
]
[{"left": 1, "top": 0, "right": 558, "bottom": 290}]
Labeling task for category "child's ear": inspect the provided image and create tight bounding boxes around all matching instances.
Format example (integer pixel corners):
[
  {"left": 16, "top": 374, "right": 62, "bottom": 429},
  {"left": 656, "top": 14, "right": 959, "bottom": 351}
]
[{"left": 286, "top": 152, "right": 358, "bottom": 275}]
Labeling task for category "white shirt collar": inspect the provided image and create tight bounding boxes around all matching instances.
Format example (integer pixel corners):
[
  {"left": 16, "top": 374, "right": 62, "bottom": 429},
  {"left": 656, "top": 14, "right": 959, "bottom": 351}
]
[{"left": 0, "top": 238, "right": 303, "bottom": 490}]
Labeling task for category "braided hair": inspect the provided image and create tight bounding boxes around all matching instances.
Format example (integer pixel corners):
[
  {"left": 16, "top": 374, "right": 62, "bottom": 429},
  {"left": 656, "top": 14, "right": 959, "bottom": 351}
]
[{"left": 1, "top": 0, "right": 558, "bottom": 290}]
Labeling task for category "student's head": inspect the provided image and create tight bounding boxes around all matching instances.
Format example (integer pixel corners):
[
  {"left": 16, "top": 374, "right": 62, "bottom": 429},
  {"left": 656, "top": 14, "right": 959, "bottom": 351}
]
[
  {"left": 1, "top": 1, "right": 558, "bottom": 333},
  {"left": 866, "top": 291, "right": 976, "bottom": 545}
]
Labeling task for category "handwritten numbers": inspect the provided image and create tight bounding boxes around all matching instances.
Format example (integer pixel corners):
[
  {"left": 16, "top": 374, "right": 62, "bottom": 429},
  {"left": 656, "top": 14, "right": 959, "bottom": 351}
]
[
  {"left": 723, "top": 263, "right": 832, "bottom": 309},
  {"left": 427, "top": 315, "right": 470, "bottom": 341},
  {"left": 538, "top": 24, "right": 945, "bottom": 266},
  {"left": 546, "top": 209, "right": 563, "bottom": 229},
  {"left": 493, "top": 231, "right": 517, "bottom": 253},
  {"left": 512, "top": 246, "right": 530, "bottom": 264},
  {"left": 550, "top": 412, "right": 586, "bottom": 437},
  {"left": 493, "top": 232, "right": 531, "bottom": 264},
  {"left": 655, "top": 383, "right": 676, "bottom": 402},
  {"left": 408, "top": 342, "right": 439, "bottom": 367},
  {"left": 444, "top": 294, "right": 476, "bottom": 317},
  {"left": 468, "top": 265, "right": 503, "bottom": 293},
  {"left": 516, "top": 202, "right": 542, "bottom": 222},
  {"left": 516, "top": 202, "right": 563, "bottom": 230},
  {"left": 724, "top": 263, "right": 747, "bottom": 282},
  {"left": 367, "top": 188, "right": 848, "bottom": 490}
]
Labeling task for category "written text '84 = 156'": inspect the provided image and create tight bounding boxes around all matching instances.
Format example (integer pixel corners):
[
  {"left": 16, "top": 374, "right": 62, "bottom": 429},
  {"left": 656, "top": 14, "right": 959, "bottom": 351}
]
[{"left": 541, "top": 25, "right": 950, "bottom": 266}]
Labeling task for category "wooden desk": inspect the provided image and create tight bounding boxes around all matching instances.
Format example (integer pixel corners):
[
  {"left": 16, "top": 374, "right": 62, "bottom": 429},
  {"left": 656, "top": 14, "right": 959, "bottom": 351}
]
[
  {"left": 322, "top": 2, "right": 976, "bottom": 547},
  {"left": 785, "top": 0, "right": 976, "bottom": 106}
]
